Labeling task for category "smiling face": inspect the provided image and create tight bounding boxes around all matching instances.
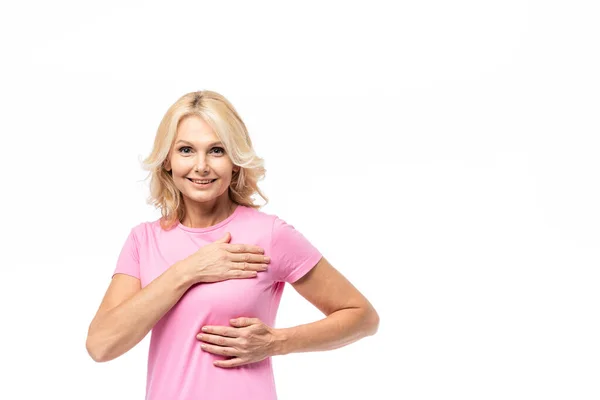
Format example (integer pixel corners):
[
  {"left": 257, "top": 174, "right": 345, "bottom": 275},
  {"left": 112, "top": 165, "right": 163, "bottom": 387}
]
[{"left": 164, "top": 115, "right": 239, "bottom": 208}]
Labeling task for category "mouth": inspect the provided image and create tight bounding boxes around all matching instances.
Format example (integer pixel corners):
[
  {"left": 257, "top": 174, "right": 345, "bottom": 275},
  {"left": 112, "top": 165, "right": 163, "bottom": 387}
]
[{"left": 187, "top": 178, "right": 217, "bottom": 186}]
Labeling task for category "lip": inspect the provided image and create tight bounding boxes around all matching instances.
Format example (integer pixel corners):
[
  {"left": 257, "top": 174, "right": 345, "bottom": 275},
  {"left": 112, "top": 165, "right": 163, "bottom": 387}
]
[{"left": 187, "top": 178, "right": 217, "bottom": 187}]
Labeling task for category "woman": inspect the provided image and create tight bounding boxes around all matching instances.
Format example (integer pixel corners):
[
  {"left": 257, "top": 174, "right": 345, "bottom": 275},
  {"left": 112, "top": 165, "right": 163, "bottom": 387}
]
[{"left": 86, "top": 90, "right": 380, "bottom": 399}]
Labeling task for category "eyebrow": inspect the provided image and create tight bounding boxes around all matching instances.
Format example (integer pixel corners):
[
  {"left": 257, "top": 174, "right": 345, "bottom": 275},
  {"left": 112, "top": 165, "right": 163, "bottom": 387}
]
[{"left": 175, "top": 140, "right": 224, "bottom": 147}]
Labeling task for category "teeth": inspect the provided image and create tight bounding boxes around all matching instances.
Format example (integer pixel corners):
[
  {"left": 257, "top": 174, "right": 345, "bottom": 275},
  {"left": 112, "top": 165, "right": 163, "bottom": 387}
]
[{"left": 192, "top": 179, "right": 214, "bottom": 184}]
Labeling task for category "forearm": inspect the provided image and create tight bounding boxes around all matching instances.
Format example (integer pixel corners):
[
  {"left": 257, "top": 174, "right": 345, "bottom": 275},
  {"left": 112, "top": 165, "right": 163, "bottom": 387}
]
[
  {"left": 274, "top": 307, "right": 379, "bottom": 356},
  {"left": 87, "top": 263, "right": 192, "bottom": 362}
]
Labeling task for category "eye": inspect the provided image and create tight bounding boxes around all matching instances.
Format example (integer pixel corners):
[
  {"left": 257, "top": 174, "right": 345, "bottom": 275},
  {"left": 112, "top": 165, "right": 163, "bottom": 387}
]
[
  {"left": 210, "top": 147, "right": 225, "bottom": 155},
  {"left": 178, "top": 146, "right": 193, "bottom": 154}
]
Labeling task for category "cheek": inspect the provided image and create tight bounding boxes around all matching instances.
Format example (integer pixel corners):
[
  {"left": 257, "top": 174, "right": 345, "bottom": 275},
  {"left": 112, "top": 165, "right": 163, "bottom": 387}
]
[
  {"left": 171, "top": 159, "right": 193, "bottom": 174},
  {"left": 215, "top": 159, "right": 234, "bottom": 174},
  {"left": 170, "top": 164, "right": 192, "bottom": 187}
]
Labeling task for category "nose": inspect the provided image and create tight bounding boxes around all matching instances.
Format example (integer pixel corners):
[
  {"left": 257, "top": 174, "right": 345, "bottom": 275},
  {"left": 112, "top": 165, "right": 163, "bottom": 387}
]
[{"left": 194, "top": 156, "right": 209, "bottom": 174}]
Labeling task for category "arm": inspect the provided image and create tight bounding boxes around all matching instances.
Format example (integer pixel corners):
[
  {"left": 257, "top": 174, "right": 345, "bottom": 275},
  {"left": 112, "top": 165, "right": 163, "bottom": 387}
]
[
  {"left": 273, "top": 257, "right": 379, "bottom": 355},
  {"left": 87, "top": 230, "right": 267, "bottom": 363},
  {"left": 195, "top": 256, "right": 379, "bottom": 368},
  {"left": 86, "top": 263, "right": 192, "bottom": 363}
]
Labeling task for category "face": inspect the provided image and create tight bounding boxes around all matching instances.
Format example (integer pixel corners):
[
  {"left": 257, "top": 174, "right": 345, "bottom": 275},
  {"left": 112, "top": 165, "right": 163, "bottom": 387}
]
[{"left": 164, "top": 115, "right": 239, "bottom": 206}]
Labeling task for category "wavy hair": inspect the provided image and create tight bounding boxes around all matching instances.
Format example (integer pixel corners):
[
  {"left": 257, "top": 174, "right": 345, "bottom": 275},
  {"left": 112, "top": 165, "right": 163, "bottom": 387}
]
[{"left": 141, "top": 90, "right": 268, "bottom": 230}]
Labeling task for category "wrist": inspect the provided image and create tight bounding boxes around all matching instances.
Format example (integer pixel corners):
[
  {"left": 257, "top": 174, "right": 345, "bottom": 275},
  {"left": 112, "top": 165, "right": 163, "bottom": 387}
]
[
  {"left": 271, "top": 328, "right": 290, "bottom": 356},
  {"left": 171, "top": 261, "right": 195, "bottom": 289}
]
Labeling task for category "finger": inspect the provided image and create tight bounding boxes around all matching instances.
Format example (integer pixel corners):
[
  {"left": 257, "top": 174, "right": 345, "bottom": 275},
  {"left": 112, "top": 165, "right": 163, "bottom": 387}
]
[
  {"left": 230, "top": 317, "right": 259, "bottom": 327},
  {"left": 229, "top": 253, "right": 271, "bottom": 265},
  {"left": 215, "top": 232, "right": 231, "bottom": 243},
  {"left": 200, "top": 343, "right": 239, "bottom": 357},
  {"left": 213, "top": 358, "right": 247, "bottom": 368},
  {"left": 225, "top": 243, "right": 265, "bottom": 254},
  {"left": 229, "top": 261, "right": 269, "bottom": 272},
  {"left": 197, "top": 333, "right": 237, "bottom": 346},
  {"left": 201, "top": 325, "right": 241, "bottom": 338},
  {"left": 226, "top": 269, "right": 259, "bottom": 279}
]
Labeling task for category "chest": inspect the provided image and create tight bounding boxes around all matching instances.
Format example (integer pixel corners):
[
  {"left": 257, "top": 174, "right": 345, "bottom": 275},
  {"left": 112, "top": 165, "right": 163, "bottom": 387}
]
[{"left": 137, "top": 229, "right": 280, "bottom": 319}]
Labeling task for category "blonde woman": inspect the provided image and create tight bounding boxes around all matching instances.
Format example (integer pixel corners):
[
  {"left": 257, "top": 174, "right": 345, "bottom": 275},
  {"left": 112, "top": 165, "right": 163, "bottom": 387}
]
[{"left": 86, "top": 90, "right": 379, "bottom": 399}]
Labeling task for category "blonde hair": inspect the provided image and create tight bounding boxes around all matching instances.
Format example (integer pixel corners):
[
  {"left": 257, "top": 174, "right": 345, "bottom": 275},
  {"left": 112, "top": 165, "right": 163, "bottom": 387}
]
[{"left": 141, "top": 90, "right": 268, "bottom": 230}]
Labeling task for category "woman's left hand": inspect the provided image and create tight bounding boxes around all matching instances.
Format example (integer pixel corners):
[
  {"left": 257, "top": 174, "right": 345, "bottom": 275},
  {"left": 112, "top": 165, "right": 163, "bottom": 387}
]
[{"left": 197, "top": 317, "right": 280, "bottom": 368}]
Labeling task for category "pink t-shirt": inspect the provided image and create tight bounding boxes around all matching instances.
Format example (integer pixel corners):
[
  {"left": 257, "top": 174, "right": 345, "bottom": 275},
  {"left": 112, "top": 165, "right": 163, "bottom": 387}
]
[{"left": 112, "top": 205, "right": 322, "bottom": 400}]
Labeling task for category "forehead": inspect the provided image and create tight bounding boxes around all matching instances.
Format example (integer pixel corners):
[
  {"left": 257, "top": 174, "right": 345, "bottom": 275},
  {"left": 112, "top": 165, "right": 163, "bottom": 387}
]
[{"left": 175, "top": 115, "right": 219, "bottom": 143}]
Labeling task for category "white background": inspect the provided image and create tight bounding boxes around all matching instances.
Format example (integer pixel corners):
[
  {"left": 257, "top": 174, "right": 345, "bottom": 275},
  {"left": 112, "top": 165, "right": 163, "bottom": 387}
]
[{"left": 1, "top": 1, "right": 598, "bottom": 399}]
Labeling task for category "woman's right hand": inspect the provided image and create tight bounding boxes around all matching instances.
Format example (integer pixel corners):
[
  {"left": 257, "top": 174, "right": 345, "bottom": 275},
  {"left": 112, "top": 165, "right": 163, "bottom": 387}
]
[{"left": 176, "top": 232, "right": 270, "bottom": 285}]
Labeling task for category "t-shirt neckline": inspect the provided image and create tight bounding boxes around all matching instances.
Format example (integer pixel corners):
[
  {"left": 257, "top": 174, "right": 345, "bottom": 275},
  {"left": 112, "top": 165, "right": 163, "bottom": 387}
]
[{"left": 176, "top": 204, "right": 244, "bottom": 233}]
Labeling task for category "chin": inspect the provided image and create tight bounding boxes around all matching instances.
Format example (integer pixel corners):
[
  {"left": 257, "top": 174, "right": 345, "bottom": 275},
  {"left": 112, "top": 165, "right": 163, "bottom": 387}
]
[{"left": 185, "top": 188, "right": 228, "bottom": 202}]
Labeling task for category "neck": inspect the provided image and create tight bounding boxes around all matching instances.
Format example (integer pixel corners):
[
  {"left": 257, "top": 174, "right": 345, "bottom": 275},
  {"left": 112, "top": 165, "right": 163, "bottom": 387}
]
[{"left": 181, "top": 197, "right": 237, "bottom": 229}]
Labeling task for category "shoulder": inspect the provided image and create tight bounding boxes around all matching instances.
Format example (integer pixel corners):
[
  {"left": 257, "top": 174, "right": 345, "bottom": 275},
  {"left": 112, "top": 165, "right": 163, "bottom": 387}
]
[
  {"left": 242, "top": 207, "right": 306, "bottom": 234},
  {"left": 237, "top": 205, "right": 279, "bottom": 227},
  {"left": 236, "top": 206, "right": 300, "bottom": 243},
  {"left": 127, "top": 218, "right": 164, "bottom": 243}
]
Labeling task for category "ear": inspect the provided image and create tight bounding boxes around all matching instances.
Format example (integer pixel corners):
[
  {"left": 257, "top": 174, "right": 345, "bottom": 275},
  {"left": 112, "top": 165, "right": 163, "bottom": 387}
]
[{"left": 163, "top": 159, "right": 171, "bottom": 172}]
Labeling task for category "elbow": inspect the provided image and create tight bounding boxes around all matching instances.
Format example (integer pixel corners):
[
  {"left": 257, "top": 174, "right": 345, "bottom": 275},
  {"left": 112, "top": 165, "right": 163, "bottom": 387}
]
[
  {"left": 86, "top": 337, "right": 109, "bottom": 363},
  {"left": 366, "top": 307, "right": 380, "bottom": 336}
]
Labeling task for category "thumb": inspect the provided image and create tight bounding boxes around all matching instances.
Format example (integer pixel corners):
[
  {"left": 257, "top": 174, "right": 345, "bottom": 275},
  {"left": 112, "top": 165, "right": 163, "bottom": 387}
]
[{"left": 215, "top": 232, "right": 231, "bottom": 243}]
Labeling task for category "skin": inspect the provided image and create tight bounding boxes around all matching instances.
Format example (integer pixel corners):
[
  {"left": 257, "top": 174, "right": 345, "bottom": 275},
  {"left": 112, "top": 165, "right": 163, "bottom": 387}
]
[
  {"left": 164, "top": 115, "right": 240, "bottom": 228},
  {"left": 168, "top": 115, "right": 379, "bottom": 368},
  {"left": 198, "top": 257, "right": 380, "bottom": 368}
]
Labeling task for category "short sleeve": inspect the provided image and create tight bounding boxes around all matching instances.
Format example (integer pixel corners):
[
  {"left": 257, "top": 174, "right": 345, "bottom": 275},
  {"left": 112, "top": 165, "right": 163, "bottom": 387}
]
[
  {"left": 270, "top": 217, "right": 322, "bottom": 283},
  {"left": 112, "top": 228, "right": 141, "bottom": 280}
]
